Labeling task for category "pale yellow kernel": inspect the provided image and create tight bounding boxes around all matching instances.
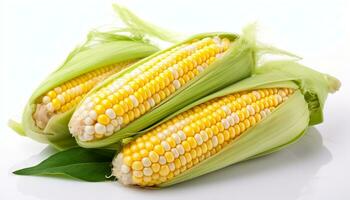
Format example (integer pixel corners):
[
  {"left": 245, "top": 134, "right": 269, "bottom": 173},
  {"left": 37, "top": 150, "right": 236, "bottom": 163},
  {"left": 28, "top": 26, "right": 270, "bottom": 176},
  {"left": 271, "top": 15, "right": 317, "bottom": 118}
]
[
  {"left": 149, "top": 151, "right": 159, "bottom": 163},
  {"left": 206, "top": 140, "right": 213, "bottom": 150},
  {"left": 234, "top": 124, "right": 241, "bottom": 136},
  {"left": 174, "top": 159, "right": 182, "bottom": 169},
  {"left": 123, "top": 148, "right": 132, "bottom": 155},
  {"left": 132, "top": 176, "right": 143, "bottom": 184},
  {"left": 128, "top": 111, "right": 135, "bottom": 122},
  {"left": 151, "top": 163, "right": 160, "bottom": 173},
  {"left": 193, "top": 157, "right": 199, "bottom": 165},
  {"left": 205, "top": 128, "right": 213, "bottom": 138},
  {"left": 201, "top": 143, "right": 208, "bottom": 153},
  {"left": 166, "top": 137, "right": 176, "bottom": 148},
  {"left": 215, "top": 132, "right": 224, "bottom": 145},
  {"left": 140, "top": 149, "right": 148, "bottom": 157},
  {"left": 242, "top": 108, "right": 250, "bottom": 119},
  {"left": 101, "top": 99, "right": 112, "bottom": 109},
  {"left": 187, "top": 137, "right": 197, "bottom": 148},
  {"left": 150, "top": 136, "right": 160, "bottom": 145},
  {"left": 184, "top": 152, "right": 192, "bottom": 162},
  {"left": 255, "top": 113, "right": 262, "bottom": 122},
  {"left": 239, "top": 122, "right": 246, "bottom": 132},
  {"left": 237, "top": 111, "right": 245, "bottom": 121},
  {"left": 223, "top": 130, "right": 230, "bottom": 141},
  {"left": 174, "top": 169, "right": 180, "bottom": 176},
  {"left": 164, "top": 152, "right": 175, "bottom": 163},
  {"left": 94, "top": 105, "right": 105, "bottom": 115},
  {"left": 120, "top": 100, "right": 129, "bottom": 112},
  {"left": 145, "top": 142, "right": 154, "bottom": 151},
  {"left": 123, "top": 156, "right": 132, "bottom": 166},
  {"left": 154, "top": 145, "right": 165, "bottom": 155},
  {"left": 112, "top": 104, "right": 124, "bottom": 116},
  {"left": 151, "top": 173, "right": 160, "bottom": 180},
  {"left": 122, "top": 113, "right": 130, "bottom": 125},
  {"left": 132, "top": 152, "right": 141, "bottom": 161},
  {"left": 228, "top": 127, "right": 236, "bottom": 138},
  {"left": 95, "top": 133, "right": 104, "bottom": 139},
  {"left": 180, "top": 166, "right": 187, "bottom": 172},
  {"left": 182, "top": 141, "right": 191, "bottom": 152},
  {"left": 186, "top": 161, "right": 193, "bottom": 168},
  {"left": 190, "top": 149, "right": 197, "bottom": 159},
  {"left": 132, "top": 161, "right": 143, "bottom": 170},
  {"left": 216, "top": 122, "right": 224, "bottom": 132},
  {"left": 249, "top": 116, "right": 256, "bottom": 126},
  {"left": 130, "top": 144, "right": 138, "bottom": 152},
  {"left": 159, "top": 165, "right": 170, "bottom": 177}
]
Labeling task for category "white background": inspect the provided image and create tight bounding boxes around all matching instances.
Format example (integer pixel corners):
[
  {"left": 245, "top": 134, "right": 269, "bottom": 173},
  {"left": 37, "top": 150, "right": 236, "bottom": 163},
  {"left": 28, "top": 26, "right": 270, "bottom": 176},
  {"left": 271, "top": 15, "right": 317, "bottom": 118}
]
[{"left": 1, "top": 0, "right": 349, "bottom": 199}]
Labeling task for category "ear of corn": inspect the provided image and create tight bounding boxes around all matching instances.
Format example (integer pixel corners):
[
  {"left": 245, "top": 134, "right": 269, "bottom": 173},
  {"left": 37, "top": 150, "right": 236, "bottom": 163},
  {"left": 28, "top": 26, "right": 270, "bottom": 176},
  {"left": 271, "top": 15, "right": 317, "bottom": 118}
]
[
  {"left": 10, "top": 4, "right": 187, "bottom": 150},
  {"left": 111, "top": 60, "right": 340, "bottom": 187},
  {"left": 15, "top": 30, "right": 160, "bottom": 150},
  {"left": 69, "top": 25, "right": 257, "bottom": 148}
]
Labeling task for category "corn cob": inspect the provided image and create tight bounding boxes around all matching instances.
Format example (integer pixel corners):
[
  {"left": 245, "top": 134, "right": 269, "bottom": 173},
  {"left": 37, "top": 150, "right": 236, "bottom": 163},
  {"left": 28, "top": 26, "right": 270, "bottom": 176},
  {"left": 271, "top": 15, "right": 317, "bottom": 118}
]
[
  {"left": 69, "top": 29, "right": 257, "bottom": 148},
  {"left": 34, "top": 61, "right": 133, "bottom": 129},
  {"left": 16, "top": 31, "right": 160, "bottom": 150},
  {"left": 112, "top": 61, "right": 340, "bottom": 187}
]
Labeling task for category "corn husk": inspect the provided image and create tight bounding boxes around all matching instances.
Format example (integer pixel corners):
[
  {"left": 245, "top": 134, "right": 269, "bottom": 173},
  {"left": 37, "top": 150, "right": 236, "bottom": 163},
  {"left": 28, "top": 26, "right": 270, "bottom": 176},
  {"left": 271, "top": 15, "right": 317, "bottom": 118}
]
[
  {"left": 74, "top": 25, "right": 257, "bottom": 148},
  {"left": 132, "top": 60, "right": 339, "bottom": 187}
]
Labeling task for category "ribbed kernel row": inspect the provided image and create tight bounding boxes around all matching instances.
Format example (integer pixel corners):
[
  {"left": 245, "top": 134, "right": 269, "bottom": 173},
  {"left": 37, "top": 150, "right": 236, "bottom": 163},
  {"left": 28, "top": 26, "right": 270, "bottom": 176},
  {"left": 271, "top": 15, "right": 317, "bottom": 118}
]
[
  {"left": 112, "top": 88, "right": 295, "bottom": 186},
  {"left": 33, "top": 61, "right": 132, "bottom": 129},
  {"left": 70, "top": 36, "right": 232, "bottom": 141}
]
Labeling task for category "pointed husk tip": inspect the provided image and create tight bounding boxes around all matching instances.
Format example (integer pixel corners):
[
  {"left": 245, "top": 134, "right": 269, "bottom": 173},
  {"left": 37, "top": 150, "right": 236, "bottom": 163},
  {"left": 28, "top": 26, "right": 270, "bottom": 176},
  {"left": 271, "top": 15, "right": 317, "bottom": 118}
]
[{"left": 325, "top": 74, "right": 341, "bottom": 93}]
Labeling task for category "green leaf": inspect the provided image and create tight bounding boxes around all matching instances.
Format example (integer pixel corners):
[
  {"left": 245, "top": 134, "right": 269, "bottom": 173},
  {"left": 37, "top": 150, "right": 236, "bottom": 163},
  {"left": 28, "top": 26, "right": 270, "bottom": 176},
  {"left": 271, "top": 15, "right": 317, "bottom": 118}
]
[{"left": 13, "top": 147, "right": 116, "bottom": 182}]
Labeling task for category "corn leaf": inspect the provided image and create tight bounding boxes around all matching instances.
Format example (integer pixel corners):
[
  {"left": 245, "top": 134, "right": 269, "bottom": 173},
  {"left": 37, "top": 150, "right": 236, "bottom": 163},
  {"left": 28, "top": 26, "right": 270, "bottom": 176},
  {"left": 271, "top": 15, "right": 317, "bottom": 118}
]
[{"left": 13, "top": 147, "right": 117, "bottom": 182}]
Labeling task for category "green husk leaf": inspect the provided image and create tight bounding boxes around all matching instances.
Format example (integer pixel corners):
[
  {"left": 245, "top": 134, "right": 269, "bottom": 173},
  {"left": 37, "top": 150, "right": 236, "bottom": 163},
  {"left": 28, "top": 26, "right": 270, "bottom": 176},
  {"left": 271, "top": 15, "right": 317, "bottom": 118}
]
[
  {"left": 13, "top": 147, "right": 116, "bottom": 182},
  {"left": 155, "top": 61, "right": 339, "bottom": 186},
  {"left": 256, "top": 61, "right": 341, "bottom": 125},
  {"left": 112, "top": 4, "right": 183, "bottom": 43},
  {"left": 76, "top": 26, "right": 257, "bottom": 148},
  {"left": 256, "top": 42, "right": 302, "bottom": 61}
]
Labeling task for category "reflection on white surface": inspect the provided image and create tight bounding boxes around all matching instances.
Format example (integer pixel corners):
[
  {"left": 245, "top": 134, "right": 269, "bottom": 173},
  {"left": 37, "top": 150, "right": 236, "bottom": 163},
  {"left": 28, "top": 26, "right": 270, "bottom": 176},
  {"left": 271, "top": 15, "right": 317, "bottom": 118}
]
[{"left": 15, "top": 128, "right": 332, "bottom": 200}]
